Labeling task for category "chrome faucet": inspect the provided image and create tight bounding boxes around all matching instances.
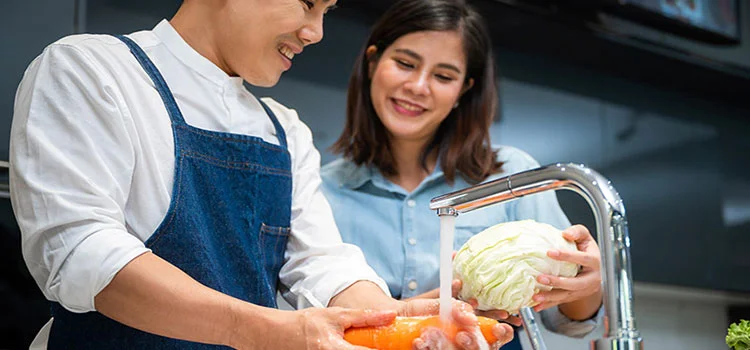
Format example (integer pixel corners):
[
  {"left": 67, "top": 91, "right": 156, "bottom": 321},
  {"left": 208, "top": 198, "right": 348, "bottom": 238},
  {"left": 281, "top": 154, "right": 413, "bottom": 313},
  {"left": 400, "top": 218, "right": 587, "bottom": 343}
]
[{"left": 430, "top": 163, "right": 643, "bottom": 350}]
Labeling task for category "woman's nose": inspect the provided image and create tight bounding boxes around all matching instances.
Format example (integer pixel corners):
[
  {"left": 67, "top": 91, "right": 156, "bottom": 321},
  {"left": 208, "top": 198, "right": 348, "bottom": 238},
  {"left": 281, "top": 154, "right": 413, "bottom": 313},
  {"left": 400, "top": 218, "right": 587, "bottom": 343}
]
[{"left": 404, "top": 72, "right": 430, "bottom": 96}]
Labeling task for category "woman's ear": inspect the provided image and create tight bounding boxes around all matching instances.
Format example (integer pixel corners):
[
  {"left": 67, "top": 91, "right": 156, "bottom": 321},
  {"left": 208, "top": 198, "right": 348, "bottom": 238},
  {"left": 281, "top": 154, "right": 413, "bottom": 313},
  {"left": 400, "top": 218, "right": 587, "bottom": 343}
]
[
  {"left": 366, "top": 45, "right": 378, "bottom": 78},
  {"left": 461, "top": 78, "right": 475, "bottom": 96}
]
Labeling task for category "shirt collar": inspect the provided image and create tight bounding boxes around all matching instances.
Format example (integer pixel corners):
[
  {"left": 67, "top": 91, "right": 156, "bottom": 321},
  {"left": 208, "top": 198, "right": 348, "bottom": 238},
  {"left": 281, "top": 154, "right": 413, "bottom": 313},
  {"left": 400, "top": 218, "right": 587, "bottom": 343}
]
[
  {"left": 152, "top": 19, "right": 245, "bottom": 88},
  {"left": 341, "top": 159, "right": 448, "bottom": 193},
  {"left": 341, "top": 162, "right": 375, "bottom": 189}
]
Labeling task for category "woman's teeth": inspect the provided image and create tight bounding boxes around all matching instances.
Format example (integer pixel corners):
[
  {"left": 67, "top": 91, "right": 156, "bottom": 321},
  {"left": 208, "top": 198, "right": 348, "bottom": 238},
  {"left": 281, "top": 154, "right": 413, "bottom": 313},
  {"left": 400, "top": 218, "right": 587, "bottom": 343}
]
[
  {"left": 394, "top": 99, "right": 424, "bottom": 112},
  {"left": 279, "top": 46, "right": 294, "bottom": 60}
]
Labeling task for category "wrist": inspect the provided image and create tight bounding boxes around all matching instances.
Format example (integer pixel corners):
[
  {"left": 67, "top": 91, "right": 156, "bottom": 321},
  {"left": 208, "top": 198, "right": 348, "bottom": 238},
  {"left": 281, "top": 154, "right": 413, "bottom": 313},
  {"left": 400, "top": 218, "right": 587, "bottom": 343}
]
[
  {"left": 225, "top": 300, "right": 293, "bottom": 349},
  {"left": 225, "top": 299, "right": 253, "bottom": 349},
  {"left": 559, "top": 291, "right": 603, "bottom": 321}
]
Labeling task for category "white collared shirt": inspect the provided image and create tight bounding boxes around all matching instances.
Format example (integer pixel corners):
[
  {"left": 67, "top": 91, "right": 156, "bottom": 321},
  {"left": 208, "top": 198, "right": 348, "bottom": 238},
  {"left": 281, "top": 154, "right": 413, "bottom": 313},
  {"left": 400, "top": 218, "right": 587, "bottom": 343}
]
[{"left": 11, "top": 19, "right": 388, "bottom": 347}]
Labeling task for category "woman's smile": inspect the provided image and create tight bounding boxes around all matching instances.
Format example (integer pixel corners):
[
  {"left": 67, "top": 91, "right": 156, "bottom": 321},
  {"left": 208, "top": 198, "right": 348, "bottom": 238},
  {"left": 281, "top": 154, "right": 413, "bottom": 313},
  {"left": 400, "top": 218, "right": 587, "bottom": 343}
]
[{"left": 390, "top": 97, "right": 427, "bottom": 117}]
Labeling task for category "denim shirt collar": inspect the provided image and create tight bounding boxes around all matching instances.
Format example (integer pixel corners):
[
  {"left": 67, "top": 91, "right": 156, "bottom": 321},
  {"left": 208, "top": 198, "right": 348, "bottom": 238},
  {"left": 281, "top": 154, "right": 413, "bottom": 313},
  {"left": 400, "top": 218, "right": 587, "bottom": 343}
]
[{"left": 342, "top": 159, "right": 448, "bottom": 195}]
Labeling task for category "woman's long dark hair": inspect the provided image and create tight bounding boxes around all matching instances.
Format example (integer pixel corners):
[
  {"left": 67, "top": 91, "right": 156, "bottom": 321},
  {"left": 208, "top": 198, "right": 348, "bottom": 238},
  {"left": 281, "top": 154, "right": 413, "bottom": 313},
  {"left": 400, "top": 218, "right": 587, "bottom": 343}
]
[{"left": 331, "top": 0, "right": 502, "bottom": 184}]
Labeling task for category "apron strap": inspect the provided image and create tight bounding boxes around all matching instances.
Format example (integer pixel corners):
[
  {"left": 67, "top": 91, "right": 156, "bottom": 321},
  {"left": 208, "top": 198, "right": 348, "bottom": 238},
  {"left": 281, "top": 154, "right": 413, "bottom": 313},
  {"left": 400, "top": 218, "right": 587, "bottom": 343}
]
[
  {"left": 257, "top": 100, "right": 288, "bottom": 149},
  {"left": 114, "top": 34, "right": 186, "bottom": 125},
  {"left": 116, "top": 34, "right": 289, "bottom": 149}
]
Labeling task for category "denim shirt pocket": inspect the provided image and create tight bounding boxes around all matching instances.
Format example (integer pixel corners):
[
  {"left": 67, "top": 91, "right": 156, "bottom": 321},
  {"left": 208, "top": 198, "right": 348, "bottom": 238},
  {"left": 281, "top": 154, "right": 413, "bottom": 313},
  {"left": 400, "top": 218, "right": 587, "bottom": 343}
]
[{"left": 259, "top": 223, "right": 291, "bottom": 277}]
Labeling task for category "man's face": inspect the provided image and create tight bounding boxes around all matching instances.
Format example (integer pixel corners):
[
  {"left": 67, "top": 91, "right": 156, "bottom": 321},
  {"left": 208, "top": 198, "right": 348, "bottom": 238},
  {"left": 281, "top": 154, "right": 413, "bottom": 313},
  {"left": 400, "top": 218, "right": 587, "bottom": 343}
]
[{"left": 214, "top": 0, "right": 337, "bottom": 87}]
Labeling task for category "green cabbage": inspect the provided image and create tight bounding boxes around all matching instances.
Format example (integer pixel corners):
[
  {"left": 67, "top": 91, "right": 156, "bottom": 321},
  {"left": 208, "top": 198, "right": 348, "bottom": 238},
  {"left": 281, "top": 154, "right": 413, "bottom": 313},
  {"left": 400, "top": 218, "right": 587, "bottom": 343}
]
[
  {"left": 452, "top": 220, "right": 579, "bottom": 314},
  {"left": 727, "top": 319, "right": 750, "bottom": 350}
]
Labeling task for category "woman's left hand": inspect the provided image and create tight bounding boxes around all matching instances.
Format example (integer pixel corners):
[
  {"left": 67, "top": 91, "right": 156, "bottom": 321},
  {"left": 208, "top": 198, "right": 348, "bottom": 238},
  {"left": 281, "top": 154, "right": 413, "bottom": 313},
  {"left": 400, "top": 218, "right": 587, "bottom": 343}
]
[{"left": 532, "top": 224, "right": 602, "bottom": 317}]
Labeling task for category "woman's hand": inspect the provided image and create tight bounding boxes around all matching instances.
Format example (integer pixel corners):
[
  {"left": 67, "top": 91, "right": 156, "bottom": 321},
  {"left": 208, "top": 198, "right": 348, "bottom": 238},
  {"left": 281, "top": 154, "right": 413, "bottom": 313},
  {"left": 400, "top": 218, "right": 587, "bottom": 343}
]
[
  {"left": 532, "top": 224, "right": 603, "bottom": 320},
  {"left": 448, "top": 280, "right": 523, "bottom": 327},
  {"left": 399, "top": 298, "right": 514, "bottom": 350}
]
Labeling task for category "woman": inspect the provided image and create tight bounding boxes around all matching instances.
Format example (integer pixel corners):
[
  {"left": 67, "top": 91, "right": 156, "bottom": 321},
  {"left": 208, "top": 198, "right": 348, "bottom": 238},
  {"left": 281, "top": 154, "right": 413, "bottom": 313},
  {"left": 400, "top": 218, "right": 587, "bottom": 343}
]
[
  {"left": 321, "top": 0, "right": 604, "bottom": 348},
  {"left": 10, "top": 0, "right": 513, "bottom": 348}
]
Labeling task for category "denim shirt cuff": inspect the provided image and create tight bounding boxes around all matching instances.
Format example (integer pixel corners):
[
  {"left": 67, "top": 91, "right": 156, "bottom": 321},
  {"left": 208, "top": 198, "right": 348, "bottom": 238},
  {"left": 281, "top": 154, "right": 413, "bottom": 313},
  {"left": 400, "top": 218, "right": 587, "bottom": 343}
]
[{"left": 539, "top": 305, "right": 603, "bottom": 338}]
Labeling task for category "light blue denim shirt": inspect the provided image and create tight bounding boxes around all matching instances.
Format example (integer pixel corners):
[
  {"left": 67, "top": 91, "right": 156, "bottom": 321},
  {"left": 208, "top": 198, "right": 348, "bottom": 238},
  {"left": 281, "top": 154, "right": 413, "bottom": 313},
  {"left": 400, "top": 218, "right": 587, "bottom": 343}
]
[{"left": 321, "top": 145, "right": 601, "bottom": 338}]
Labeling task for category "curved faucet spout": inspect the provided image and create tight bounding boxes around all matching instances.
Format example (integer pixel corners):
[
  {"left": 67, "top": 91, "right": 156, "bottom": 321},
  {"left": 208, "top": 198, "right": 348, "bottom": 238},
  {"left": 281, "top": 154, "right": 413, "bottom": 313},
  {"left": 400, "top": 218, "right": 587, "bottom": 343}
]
[{"left": 430, "top": 163, "right": 643, "bottom": 350}]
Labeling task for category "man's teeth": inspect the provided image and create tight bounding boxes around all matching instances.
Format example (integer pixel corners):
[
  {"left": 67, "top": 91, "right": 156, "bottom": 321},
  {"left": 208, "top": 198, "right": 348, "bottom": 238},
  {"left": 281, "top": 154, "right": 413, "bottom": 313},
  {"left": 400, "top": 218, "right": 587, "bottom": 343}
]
[
  {"left": 394, "top": 100, "right": 424, "bottom": 112},
  {"left": 279, "top": 46, "right": 294, "bottom": 60}
]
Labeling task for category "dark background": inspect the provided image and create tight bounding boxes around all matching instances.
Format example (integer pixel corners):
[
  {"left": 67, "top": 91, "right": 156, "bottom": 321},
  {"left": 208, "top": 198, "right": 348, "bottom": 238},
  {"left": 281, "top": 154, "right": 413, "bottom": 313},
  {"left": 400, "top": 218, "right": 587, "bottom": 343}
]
[{"left": 1, "top": 0, "right": 748, "bottom": 348}]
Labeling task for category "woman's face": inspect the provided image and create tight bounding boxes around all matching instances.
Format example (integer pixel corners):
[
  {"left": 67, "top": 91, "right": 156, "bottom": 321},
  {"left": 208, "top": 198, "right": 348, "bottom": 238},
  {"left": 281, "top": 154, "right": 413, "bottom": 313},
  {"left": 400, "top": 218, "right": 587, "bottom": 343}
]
[
  {"left": 369, "top": 30, "right": 471, "bottom": 144},
  {"left": 217, "top": 0, "right": 336, "bottom": 87}
]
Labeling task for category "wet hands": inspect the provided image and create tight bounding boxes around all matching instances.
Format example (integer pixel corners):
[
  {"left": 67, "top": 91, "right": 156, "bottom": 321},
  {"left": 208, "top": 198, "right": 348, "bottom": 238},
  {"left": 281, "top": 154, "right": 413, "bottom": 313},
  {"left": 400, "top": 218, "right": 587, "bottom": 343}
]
[
  {"left": 295, "top": 307, "right": 397, "bottom": 350},
  {"left": 401, "top": 298, "right": 514, "bottom": 350},
  {"left": 416, "top": 324, "right": 511, "bottom": 350},
  {"left": 446, "top": 252, "right": 522, "bottom": 328}
]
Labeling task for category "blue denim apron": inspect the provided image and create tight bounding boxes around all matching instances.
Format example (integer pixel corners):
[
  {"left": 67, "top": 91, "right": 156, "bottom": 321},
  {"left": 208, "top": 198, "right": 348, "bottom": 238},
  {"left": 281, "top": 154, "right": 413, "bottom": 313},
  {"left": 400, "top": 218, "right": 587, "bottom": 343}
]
[{"left": 47, "top": 35, "right": 292, "bottom": 349}]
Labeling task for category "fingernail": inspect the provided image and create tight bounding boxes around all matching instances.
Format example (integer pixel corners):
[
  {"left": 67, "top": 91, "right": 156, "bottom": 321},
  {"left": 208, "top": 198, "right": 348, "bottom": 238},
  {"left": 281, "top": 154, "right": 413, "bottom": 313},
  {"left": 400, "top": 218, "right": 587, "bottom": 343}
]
[
  {"left": 496, "top": 325, "right": 506, "bottom": 336},
  {"left": 534, "top": 295, "right": 545, "bottom": 302},
  {"left": 538, "top": 276, "right": 551, "bottom": 284},
  {"left": 548, "top": 250, "right": 560, "bottom": 258},
  {"left": 456, "top": 333, "right": 472, "bottom": 347}
]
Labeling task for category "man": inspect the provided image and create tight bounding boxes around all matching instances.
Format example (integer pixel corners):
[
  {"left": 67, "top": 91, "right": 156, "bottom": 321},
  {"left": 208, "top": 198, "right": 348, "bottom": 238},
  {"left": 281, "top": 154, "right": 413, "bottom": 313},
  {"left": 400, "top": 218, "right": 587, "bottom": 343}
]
[{"left": 10, "top": 0, "right": 512, "bottom": 348}]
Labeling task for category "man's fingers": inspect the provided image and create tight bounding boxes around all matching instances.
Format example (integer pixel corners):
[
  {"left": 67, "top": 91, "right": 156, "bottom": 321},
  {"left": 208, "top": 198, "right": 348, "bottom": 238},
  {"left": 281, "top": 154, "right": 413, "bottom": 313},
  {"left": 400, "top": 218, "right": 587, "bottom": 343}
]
[
  {"left": 451, "top": 300, "right": 478, "bottom": 326},
  {"left": 401, "top": 299, "right": 440, "bottom": 317},
  {"left": 492, "top": 323, "right": 514, "bottom": 347},
  {"left": 340, "top": 308, "right": 397, "bottom": 328},
  {"left": 455, "top": 331, "right": 478, "bottom": 350},
  {"left": 414, "top": 327, "right": 451, "bottom": 350},
  {"left": 336, "top": 334, "right": 381, "bottom": 350}
]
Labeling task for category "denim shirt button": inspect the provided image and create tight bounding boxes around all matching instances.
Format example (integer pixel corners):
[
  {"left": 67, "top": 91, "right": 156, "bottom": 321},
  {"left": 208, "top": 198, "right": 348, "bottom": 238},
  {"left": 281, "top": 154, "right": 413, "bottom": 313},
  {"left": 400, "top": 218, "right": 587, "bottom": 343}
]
[
  {"left": 407, "top": 200, "right": 416, "bottom": 208},
  {"left": 408, "top": 238, "right": 417, "bottom": 246},
  {"left": 408, "top": 280, "right": 418, "bottom": 290}
]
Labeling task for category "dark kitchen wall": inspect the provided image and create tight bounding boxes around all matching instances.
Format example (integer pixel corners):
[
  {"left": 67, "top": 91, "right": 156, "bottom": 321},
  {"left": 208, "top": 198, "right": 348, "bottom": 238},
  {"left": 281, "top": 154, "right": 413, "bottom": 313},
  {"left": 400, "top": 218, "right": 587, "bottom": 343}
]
[{"left": 1, "top": 0, "right": 748, "bottom": 348}]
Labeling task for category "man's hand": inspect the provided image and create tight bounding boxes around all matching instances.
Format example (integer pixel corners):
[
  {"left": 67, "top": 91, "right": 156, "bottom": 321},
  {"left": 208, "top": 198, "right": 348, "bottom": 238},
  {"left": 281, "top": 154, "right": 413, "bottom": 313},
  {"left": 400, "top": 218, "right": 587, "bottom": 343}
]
[{"left": 399, "top": 298, "right": 514, "bottom": 350}]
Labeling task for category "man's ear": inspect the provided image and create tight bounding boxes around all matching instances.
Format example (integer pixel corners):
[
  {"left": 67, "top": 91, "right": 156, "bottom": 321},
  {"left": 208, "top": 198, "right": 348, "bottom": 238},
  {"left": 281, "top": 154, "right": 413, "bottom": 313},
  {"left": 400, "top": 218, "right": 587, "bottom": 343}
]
[{"left": 366, "top": 45, "right": 378, "bottom": 78}]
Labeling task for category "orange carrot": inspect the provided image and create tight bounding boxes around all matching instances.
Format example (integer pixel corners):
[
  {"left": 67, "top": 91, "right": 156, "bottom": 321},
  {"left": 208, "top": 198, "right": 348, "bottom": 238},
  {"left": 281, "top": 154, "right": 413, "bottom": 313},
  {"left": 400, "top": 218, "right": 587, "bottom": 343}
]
[{"left": 344, "top": 316, "right": 499, "bottom": 349}]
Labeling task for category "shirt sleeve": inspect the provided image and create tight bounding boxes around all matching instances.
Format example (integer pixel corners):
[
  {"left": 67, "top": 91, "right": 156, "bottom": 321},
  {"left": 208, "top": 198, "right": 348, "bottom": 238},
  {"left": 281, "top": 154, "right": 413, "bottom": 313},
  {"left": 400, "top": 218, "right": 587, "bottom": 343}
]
[
  {"left": 10, "top": 43, "right": 150, "bottom": 313},
  {"left": 539, "top": 305, "right": 603, "bottom": 338},
  {"left": 264, "top": 100, "right": 390, "bottom": 309}
]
